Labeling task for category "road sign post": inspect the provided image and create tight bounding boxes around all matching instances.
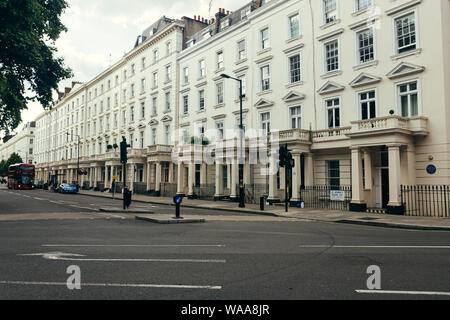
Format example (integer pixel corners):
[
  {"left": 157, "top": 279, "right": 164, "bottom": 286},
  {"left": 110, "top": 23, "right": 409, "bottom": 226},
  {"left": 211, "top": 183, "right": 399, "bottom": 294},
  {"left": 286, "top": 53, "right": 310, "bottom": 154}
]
[{"left": 173, "top": 195, "right": 183, "bottom": 219}]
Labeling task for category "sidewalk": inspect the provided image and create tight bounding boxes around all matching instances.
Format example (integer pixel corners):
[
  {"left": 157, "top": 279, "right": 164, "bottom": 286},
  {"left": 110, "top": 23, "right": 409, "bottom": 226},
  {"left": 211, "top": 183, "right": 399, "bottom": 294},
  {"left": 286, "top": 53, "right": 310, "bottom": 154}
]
[{"left": 78, "top": 189, "right": 450, "bottom": 231}]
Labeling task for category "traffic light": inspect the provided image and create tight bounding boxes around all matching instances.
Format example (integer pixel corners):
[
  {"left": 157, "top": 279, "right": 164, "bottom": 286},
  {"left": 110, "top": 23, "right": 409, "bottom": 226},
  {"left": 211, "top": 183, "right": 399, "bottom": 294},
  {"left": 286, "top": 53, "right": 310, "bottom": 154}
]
[
  {"left": 120, "top": 136, "right": 130, "bottom": 164},
  {"left": 279, "top": 145, "right": 294, "bottom": 168},
  {"left": 279, "top": 146, "right": 288, "bottom": 168}
]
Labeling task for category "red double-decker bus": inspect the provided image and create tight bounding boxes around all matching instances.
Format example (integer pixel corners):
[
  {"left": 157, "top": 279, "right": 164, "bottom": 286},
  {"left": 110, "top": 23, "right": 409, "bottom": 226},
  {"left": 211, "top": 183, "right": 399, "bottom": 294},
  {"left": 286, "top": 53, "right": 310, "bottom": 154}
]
[{"left": 7, "top": 164, "right": 35, "bottom": 190}]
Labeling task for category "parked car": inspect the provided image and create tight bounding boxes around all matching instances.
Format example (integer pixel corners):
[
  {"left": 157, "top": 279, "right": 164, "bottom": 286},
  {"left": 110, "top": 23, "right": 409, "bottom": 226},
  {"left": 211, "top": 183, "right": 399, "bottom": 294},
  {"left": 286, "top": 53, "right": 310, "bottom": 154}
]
[{"left": 57, "top": 183, "right": 78, "bottom": 194}]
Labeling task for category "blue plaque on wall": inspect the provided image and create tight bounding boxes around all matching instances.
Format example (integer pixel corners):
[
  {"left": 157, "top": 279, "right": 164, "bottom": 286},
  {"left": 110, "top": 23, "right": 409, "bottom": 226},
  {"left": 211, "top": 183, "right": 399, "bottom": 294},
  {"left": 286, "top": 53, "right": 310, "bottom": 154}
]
[{"left": 426, "top": 165, "right": 437, "bottom": 175}]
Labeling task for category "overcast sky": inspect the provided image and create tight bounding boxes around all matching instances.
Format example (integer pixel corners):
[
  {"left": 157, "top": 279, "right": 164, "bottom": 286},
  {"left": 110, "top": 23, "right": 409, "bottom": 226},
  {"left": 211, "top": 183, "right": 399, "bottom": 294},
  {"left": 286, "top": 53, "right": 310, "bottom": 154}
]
[{"left": 17, "top": 0, "right": 245, "bottom": 133}]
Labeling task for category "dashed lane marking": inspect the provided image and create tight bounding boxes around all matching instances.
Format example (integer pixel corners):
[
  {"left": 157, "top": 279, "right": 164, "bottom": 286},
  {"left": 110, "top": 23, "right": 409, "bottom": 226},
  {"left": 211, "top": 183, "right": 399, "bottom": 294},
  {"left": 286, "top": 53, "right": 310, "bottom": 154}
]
[
  {"left": 356, "top": 290, "right": 450, "bottom": 296},
  {"left": 0, "top": 281, "right": 222, "bottom": 290}
]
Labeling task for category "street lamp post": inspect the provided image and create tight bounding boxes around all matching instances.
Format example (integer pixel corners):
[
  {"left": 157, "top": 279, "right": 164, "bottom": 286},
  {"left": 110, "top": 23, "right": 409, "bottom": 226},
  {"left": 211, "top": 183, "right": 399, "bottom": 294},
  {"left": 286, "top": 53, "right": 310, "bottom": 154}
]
[
  {"left": 221, "top": 74, "right": 245, "bottom": 208},
  {"left": 66, "top": 133, "right": 81, "bottom": 190}
]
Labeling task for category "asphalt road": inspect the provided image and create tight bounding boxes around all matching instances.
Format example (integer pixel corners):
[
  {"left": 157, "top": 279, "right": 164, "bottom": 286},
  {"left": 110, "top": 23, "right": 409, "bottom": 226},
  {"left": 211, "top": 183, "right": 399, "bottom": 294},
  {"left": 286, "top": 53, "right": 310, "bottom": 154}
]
[{"left": 0, "top": 186, "right": 450, "bottom": 300}]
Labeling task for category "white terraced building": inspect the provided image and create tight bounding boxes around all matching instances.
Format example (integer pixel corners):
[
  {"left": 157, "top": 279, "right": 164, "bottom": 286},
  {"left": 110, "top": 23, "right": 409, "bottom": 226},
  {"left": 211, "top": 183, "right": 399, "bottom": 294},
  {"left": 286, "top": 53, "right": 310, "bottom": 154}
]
[
  {"left": 0, "top": 122, "right": 36, "bottom": 165},
  {"left": 34, "top": 0, "right": 450, "bottom": 216},
  {"left": 34, "top": 16, "right": 206, "bottom": 193}
]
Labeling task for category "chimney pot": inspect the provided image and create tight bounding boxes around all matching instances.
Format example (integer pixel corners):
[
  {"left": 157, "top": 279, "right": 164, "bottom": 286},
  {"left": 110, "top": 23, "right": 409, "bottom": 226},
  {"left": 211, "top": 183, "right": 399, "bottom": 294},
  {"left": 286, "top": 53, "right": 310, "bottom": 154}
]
[{"left": 194, "top": 15, "right": 197, "bottom": 20}]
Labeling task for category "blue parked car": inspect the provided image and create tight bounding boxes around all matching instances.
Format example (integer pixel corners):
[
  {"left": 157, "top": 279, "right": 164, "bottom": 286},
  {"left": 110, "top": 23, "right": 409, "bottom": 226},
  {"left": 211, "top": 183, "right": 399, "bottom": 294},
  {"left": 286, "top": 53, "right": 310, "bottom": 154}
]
[{"left": 58, "top": 183, "right": 78, "bottom": 194}]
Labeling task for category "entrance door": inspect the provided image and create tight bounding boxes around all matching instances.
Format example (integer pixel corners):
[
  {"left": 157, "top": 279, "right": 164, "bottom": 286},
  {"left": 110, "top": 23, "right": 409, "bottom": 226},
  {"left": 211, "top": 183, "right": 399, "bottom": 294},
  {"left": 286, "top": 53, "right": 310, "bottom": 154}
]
[{"left": 381, "top": 169, "right": 389, "bottom": 209}]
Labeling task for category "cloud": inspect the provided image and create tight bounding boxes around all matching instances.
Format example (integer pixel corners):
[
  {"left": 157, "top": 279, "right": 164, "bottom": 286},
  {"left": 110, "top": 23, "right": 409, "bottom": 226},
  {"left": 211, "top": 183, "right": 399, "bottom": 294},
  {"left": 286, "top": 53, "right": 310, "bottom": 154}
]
[{"left": 20, "top": 0, "right": 249, "bottom": 127}]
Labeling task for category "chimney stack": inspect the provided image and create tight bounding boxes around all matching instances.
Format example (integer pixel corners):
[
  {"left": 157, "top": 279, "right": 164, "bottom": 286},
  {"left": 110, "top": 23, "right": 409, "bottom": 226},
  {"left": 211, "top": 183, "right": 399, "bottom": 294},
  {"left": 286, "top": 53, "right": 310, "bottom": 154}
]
[{"left": 227, "top": 10, "right": 230, "bottom": 15}]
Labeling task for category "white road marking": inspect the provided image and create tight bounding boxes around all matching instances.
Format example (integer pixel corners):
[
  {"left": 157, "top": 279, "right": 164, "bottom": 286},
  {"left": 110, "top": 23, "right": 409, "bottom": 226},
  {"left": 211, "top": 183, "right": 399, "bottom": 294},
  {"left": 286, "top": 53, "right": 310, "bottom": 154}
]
[
  {"left": 207, "top": 229, "right": 302, "bottom": 236},
  {"left": 0, "top": 281, "right": 221, "bottom": 290},
  {"left": 299, "top": 245, "right": 450, "bottom": 249},
  {"left": 42, "top": 244, "right": 226, "bottom": 248},
  {"left": 356, "top": 289, "right": 450, "bottom": 296},
  {"left": 19, "top": 252, "right": 226, "bottom": 263},
  {"left": 33, "top": 197, "right": 46, "bottom": 201},
  {"left": 93, "top": 212, "right": 125, "bottom": 219}
]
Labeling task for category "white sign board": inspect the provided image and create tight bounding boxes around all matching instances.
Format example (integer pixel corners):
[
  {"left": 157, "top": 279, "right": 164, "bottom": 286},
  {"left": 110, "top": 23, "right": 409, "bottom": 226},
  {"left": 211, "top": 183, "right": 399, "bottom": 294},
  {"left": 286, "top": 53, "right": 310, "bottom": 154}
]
[{"left": 330, "top": 190, "right": 345, "bottom": 202}]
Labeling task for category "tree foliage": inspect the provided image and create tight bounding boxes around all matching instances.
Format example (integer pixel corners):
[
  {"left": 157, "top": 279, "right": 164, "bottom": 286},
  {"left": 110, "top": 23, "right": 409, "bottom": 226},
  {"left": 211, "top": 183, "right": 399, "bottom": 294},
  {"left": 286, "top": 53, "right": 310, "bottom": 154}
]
[
  {"left": 0, "top": 0, "right": 72, "bottom": 134},
  {"left": 0, "top": 152, "right": 23, "bottom": 176}
]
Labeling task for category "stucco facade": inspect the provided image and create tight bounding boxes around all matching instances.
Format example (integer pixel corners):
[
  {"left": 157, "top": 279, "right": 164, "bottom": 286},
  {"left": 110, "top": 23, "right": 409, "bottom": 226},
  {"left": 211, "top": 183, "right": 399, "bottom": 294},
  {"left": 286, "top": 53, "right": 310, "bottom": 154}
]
[
  {"left": 0, "top": 122, "right": 35, "bottom": 165},
  {"left": 28, "top": 0, "right": 450, "bottom": 215}
]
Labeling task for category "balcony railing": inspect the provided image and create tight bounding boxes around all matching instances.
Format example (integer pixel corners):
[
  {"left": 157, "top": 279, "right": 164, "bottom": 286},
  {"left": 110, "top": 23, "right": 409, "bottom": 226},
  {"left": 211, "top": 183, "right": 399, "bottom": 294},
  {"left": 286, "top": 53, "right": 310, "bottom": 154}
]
[
  {"left": 147, "top": 145, "right": 173, "bottom": 154},
  {"left": 313, "top": 127, "right": 352, "bottom": 142},
  {"left": 273, "top": 129, "right": 310, "bottom": 143},
  {"left": 350, "top": 116, "right": 428, "bottom": 136}
]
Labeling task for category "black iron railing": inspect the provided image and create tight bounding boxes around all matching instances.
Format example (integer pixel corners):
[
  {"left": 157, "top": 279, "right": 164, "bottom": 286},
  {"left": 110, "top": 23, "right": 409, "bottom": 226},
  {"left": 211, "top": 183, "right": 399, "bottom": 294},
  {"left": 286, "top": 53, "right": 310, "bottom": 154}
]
[
  {"left": 300, "top": 185, "right": 352, "bottom": 211},
  {"left": 401, "top": 185, "right": 450, "bottom": 218}
]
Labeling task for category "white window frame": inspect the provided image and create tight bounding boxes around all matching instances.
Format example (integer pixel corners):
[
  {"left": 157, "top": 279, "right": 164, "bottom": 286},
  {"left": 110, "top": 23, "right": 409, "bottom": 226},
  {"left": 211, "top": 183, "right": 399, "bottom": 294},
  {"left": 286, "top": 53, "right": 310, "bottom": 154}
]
[
  {"left": 289, "top": 105, "right": 302, "bottom": 129},
  {"left": 216, "top": 50, "right": 224, "bottom": 70},
  {"left": 183, "top": 67, "right": 189, "bottom": 84},
  {"left": 216, "top": 121, "right": 224, "bottom": 140},
  {"left": 322, "top": 0, "right": 338, "bottom": 25},
  {"left": 260, "top": 65, "right": 271, "bottom": 92},
  {"left": 216, "top": 82, "right": 224, "bottom": 105},
  {"left": 260, "top": 111, "right": 271, "bottom": 136},
  {"left": 391, "top": 9, "right": 419, "bottom": 55},
  {"left": 199, "top": 59, "right": 206, "bottom": 78},
  {"left": 183, "top": 95, "right": 189, "bottom": 114},
  {"left": 354, "top": 25, "right": 376, "bottom": 66},
  {"left": 323, "top": 38, "right": 340, "bottom": 74},
  {"left": 287, "top": 52, "right": 302, "bottom": 84},
  {"left": 237, "top": 39, "right": 246, "bottom": 61},
  {"left": 356, "top": 88, "right": 378, "bottom": 120},
  {"left": 199, "top": 89, "right": 205, "bottom": 110},
  {"left": 395, "top": 78, "right": 421, "bottom": 118},
  {"left": 287, "top": 12, "right": 300, "bottom": 39},
  {"left": 324, "top": 96, "right": 342, "bottom": 129},
  {"left": 355, "top": 0, "right": 373, "bottom": 12},
  {"left": 260, "top": 27, "right": 270, "bottom": 50}
]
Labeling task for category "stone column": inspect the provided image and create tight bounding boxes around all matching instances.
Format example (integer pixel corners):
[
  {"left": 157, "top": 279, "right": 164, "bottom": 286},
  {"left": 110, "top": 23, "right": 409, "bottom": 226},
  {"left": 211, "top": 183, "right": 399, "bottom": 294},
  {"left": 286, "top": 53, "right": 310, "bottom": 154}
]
[
  {"left": 109, "top": 165, "right": 114, "bottom": 189},
  {"left": 226, "top": 164, "right": 231, "bottom": 189},
  {"left": 268, "top": 152, "right": 279, "bottom": 203},
  {"left": 105, "top": 166, "right": 110, "bottom": 190},
  {"left": 230, "top": 160, "right": 238, "bottom": 200},
  {"left": 177, "top": 162, "right": 184, "bottom": 195},
  {"left": 291, "top": 153, "right": 302, "bottom": 204},
  {"left": 200, "top": 163, "right": 207, "bottom": 186},
  {"left": 146, "top": 162, "right": 151, "bottom": 191},
  {"left": 244, "top": 162, "right": 251, "bottom": 185},
  {"left": 363, "top": 149, "right": 372, "bottom": 190},
  {"left": 188, "top": 162, "right": 194, "bottom": 197},
  {"left": 94, "top": 167, "right": 98, "bottom": 188},
  {"left": 387, "top": 144, "right": 403, "bottom": 214},
  {"left": 304, "top": 153, "right": 314, "bottom": 187},
  {"left": 131, "top": 164, "right": 136, "bottom": 192},
  {"left": 215, "top": 163, "right": 224, "bottom": 199},
  {"left": 168, "top": 163, "right": 174, "bottom": 184},
  {"left": 350, "top": 147, "right": 366, "bottom": 212},
  {"left": 155, "top": 162, "right": 162, "bottom": 193}
]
